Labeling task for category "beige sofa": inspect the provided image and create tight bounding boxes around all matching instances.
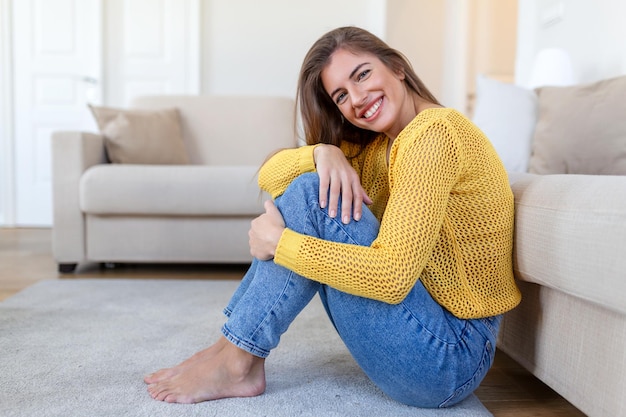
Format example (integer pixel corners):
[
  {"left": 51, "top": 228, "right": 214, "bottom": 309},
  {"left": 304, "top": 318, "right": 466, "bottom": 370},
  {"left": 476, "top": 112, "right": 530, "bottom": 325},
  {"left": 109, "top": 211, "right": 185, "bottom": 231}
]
[
  {"left": 52, "top": 95, "right": 297, "bottom": 272},
  {"left": 473, "top": 75, "right": 626, "bottom": 417}
]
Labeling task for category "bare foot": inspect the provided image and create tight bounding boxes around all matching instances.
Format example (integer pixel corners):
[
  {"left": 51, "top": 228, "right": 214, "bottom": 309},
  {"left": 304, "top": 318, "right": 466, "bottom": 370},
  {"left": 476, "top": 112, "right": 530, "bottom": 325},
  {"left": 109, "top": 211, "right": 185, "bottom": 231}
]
[
  {"left": 145, "top": 337, "right": 266, "bottom": 403},
  {"left": 144, "top": 337, "right": 228, "bottom": 384}
]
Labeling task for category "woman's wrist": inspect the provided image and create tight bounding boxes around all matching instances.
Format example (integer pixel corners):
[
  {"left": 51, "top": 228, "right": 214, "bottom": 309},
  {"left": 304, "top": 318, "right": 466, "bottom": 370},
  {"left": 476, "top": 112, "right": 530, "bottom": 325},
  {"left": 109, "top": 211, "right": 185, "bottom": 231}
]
[{"left": 312, "top": 144, "right": 325, "bottom": 167}]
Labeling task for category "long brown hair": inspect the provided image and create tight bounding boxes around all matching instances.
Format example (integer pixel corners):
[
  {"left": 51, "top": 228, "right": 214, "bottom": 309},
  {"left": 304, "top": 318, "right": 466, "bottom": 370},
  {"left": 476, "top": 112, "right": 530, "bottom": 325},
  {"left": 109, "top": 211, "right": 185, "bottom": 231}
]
[{"left": 296, "top": 26, "right": 440, "bottom": 149}]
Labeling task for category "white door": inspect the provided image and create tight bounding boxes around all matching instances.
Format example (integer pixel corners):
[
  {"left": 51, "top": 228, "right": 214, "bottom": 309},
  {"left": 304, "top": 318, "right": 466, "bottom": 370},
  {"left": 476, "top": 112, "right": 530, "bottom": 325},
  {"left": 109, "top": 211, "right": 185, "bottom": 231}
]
[
  {"left": 12, "top": 0, "right": 102, "bottom": 226},
  {"left": 104, "top": 0, "right": 200, "bottom": 106}
]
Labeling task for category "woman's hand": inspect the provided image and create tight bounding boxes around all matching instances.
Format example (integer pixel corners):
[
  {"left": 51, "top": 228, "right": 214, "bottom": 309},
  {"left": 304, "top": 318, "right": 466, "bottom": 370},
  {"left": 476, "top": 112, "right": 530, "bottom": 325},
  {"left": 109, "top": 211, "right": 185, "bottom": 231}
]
[
  {"left": 249, "top": 200, "right": 285, "bottom": 261},
  {"left": 314, "top": 144, "right": 372, "bottom": 224}
]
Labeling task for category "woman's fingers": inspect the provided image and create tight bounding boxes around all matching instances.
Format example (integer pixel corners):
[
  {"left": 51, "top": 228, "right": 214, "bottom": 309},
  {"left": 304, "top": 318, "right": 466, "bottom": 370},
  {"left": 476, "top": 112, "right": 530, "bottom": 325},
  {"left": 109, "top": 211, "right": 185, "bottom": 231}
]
[
  {"left": 343, "top": 182, "right": 359, "bottom": 223},
  {"left": 318, "top": 168, "right": 330, "bottom": 209},
  {"left": 314, "top": 144, "right": 370, "bottom": 223},
  {"left": 327, "top": 169, "right": 345, "bottom": 219},
  {"left": 248, "top": 200, "right": 285, "bottom": 260}
]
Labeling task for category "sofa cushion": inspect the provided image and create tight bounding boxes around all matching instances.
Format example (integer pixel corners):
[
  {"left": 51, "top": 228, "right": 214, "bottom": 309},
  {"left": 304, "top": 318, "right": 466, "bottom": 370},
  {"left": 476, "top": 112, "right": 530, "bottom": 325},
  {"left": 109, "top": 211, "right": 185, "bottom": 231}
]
[
  {"left": 130, "top": 96, "right": 297, "bottom": 165},
  {"left": 529, "top": 75, "right": 626, "bottom": 175},
  {"left": 89, "top": 105, "right": 189, "bottom": 165},
  {"left": 80, "top": 165, "right": 266, "bottom": 216},
  {"left": 509, "top": 172, "right": 626, "bottom": 315},
  {"left": 472, "top": 75, "right": 538, "bottom": 172}
]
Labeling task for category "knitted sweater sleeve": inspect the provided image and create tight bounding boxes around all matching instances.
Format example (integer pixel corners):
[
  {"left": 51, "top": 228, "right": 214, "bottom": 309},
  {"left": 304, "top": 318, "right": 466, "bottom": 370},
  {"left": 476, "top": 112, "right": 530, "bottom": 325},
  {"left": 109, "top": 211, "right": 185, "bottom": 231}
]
[
  {"left": 258, "top": 146, "right": 318, "bottom": 199},
  {"left": 274, "top": 119, "right": 462, "bottom": 304}
]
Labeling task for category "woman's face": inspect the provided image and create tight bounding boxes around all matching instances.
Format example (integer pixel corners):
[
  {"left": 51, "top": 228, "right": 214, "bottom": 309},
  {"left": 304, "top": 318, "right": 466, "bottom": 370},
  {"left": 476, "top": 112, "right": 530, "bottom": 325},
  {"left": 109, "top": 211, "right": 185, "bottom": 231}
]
[{"left": 321, "top": 48, "right": 415, "bottom": 139}]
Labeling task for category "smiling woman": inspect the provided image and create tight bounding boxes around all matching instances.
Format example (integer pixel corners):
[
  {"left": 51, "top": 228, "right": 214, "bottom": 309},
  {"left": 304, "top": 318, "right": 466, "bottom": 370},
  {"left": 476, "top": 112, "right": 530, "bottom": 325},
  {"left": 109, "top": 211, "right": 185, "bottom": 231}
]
[{"left": 146, "top": 26, "right": 521, "bottom": 408}]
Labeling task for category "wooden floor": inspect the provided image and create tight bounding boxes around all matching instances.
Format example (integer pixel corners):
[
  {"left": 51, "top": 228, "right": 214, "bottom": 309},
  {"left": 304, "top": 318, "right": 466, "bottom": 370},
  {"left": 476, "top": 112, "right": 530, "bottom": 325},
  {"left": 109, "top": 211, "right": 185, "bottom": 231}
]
[{"left": 0, "top": 228, "right": 586, "bottom": 416}]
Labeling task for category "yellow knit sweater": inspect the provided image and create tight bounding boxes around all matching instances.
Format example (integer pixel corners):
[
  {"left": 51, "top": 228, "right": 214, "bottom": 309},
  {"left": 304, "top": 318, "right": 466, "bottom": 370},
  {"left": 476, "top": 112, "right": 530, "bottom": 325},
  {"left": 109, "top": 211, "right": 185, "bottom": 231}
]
[{"left": 258, "top": 108, "right": 521, "bottom": 319}]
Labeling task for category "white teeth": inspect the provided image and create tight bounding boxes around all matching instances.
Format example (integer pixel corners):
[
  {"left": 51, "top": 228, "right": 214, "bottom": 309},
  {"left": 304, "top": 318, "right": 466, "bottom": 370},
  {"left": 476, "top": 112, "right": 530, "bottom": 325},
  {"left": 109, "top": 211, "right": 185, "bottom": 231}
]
[{"left": 363, "top": 98, "right": 382, "bottom": 118}]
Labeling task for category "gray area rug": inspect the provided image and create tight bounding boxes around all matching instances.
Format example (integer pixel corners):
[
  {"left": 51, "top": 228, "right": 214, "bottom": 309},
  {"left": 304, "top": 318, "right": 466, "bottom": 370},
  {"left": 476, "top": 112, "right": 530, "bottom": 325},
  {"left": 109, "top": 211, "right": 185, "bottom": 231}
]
[{"left": 0, "top": 279, "right": 493, "bottom": 417}]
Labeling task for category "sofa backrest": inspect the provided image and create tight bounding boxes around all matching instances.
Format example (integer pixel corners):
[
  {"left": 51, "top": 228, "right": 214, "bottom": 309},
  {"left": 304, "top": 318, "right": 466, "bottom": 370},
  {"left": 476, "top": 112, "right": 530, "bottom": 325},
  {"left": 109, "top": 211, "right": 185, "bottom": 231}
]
[{"left": 131, "top": 95, "right": 297, "bottom": 166}]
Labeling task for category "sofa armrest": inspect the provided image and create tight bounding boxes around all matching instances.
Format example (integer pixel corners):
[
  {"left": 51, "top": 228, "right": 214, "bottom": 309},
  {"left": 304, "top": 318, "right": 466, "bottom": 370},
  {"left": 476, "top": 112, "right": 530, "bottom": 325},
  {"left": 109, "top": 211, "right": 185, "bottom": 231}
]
[
  {"left": 510, "top": 172, "right": 626, "bottom": 315},
  {"left": 51, "top": 131, "right": 107, "bottom": 267}
]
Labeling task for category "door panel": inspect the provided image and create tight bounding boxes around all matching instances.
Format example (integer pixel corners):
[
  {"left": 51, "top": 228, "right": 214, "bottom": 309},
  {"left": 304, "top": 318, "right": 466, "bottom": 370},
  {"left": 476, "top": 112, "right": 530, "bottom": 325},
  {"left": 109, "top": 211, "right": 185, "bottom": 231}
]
[
  {"left": 105, "top": 0, "right": 200, "bottom": 106},
  {"left": 12, "top": 0, "right": 102, "bottom": 226}
]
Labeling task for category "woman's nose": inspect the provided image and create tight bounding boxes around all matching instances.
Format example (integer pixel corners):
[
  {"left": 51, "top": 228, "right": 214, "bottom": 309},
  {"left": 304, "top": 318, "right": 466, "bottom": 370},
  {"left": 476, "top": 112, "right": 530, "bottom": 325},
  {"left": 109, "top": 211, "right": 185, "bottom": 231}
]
[{"left": 350, "top": 86, "right": 367, "bottom": 108}]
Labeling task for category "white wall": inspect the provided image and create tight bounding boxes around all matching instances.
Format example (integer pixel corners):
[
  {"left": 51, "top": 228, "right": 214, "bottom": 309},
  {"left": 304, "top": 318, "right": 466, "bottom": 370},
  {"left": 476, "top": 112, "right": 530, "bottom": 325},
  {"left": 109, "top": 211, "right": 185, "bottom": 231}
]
[
  {"left": 387, "top": 0, "right": 518, "bottom": 114},
  {"left": 516, "top": 0, "right": 626, "bottom": 87},
  {"left": 201, "top": 0, "right": 386, "bottom": 97},
  {"left": 0, "top": 0, "right": 14, "bottom": 226},
  {"left": 386, "top": 0, "right": 446, "bottom": 102}
]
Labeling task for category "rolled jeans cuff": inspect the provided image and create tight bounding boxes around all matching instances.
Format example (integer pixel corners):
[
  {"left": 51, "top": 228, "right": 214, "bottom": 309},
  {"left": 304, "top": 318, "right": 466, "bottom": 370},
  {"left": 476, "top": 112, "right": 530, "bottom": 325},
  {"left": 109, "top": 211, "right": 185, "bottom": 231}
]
[{"left": 221, "top": 323, "right": 271, "bottom": 358}]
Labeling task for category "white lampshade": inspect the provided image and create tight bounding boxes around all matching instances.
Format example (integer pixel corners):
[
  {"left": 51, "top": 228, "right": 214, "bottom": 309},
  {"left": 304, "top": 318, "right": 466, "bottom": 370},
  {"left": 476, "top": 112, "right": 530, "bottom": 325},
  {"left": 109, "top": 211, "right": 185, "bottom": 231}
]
[{"left": 528, "top": 48, "right": 576, "bottom": 89}]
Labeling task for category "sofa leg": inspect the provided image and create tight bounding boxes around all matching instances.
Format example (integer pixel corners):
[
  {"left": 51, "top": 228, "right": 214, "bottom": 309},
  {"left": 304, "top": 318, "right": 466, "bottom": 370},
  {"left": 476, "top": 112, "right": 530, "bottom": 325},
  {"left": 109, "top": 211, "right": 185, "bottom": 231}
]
[
  {"left": 58, "top": 263, "right": 77, "bottom": 274},
  {"left": 99, "top": 262, "right": 123, "bottom": 270}
]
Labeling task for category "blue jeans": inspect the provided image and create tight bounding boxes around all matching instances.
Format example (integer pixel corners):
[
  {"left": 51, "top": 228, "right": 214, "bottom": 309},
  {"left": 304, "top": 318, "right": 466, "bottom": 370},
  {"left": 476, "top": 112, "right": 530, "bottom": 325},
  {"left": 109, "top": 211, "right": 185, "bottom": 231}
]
[{"left": 222, "top": 173, "right": 500, "bottom": 408}]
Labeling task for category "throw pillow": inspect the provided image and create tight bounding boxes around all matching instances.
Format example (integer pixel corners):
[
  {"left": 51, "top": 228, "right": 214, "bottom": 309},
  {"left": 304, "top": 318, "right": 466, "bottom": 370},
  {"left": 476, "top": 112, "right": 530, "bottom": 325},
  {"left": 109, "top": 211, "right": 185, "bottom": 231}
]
[
  {"left": 529, "top": 75, "right": 626, "bottom": 175},
  {"left": 89, "top": 105, "right": 189, "bottom": 164},
  {"left": 472, "top": 75, "right": 538, "bottom": 173}
]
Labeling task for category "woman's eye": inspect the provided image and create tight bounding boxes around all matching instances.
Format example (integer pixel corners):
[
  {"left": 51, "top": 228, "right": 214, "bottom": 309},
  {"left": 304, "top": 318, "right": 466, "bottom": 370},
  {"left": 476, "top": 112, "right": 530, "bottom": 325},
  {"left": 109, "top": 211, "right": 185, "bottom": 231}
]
[
  {"left": 336, "top": 92, "right": 347, "bottom": 104},
  {"left": 357, "top": 69, "right": 371, "bottom": 81}
]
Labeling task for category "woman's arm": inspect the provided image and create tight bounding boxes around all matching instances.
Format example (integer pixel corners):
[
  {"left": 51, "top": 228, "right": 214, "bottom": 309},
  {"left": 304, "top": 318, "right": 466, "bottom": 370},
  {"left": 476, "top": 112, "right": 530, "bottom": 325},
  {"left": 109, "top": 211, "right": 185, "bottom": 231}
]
[
  {"left": 258, "top": 146, "right": 318, "bottom": 199},
  {"left": 251, "top": 142, "right": 374, "bottom": 260},
  {"left": 258, "top": 143, "right": 371, "bottom": 222}
]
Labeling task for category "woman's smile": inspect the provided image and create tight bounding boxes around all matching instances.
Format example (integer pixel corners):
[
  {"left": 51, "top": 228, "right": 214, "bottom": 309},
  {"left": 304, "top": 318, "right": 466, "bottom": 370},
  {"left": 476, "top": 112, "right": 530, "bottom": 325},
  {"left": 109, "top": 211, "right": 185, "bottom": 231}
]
[{"left": 361, "top": 97, "right": 383, "bottom": 119}]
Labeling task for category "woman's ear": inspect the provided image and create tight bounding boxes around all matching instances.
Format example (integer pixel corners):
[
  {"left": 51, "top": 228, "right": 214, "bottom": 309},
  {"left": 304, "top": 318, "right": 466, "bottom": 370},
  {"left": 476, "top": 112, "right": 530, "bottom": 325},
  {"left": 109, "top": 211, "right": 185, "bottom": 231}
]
[{"left": 395, "top": 68, "right": 406, "bottom": 81}]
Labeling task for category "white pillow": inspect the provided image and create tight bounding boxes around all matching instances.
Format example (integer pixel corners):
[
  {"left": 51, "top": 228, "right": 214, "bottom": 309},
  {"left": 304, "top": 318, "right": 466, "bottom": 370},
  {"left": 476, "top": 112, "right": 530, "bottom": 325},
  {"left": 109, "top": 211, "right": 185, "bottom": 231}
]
[{"left": 472, "top": 75, "right": 538, "bottom": 173}]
